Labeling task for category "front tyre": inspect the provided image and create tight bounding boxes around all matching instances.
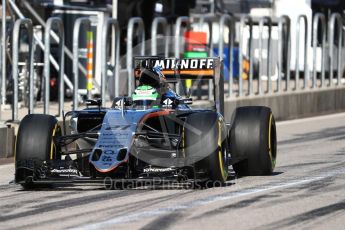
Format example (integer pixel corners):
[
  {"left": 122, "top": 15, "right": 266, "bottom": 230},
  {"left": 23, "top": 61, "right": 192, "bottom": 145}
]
[{"left": 15, "top": 114, "right": 61, "bottom": 189}]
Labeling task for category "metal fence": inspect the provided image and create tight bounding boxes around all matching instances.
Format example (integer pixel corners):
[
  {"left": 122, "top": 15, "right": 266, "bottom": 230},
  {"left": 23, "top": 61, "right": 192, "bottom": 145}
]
[
  {"left": 101, "top": 18, "right": 120, "bottom": 104},
  {"left": 11, "top": 18, "right": 34, "bottom": 121},
  {"left": 72, "top": 17, "right": 92, "bottom": 110},
  {"left": 126, "top": 17, "right": 145, "bottom": 95},
  {"left": 44, "top": 17, "right": 65, "bottom": 117},
  {"left": 2, "top": 12, "right": 345, "bottom": 121}
]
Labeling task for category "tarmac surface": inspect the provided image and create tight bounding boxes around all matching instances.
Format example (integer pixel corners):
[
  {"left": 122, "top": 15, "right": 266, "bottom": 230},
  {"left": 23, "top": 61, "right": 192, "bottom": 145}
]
[{"left": 1, "top": 112, "right": 345, "bottom": 229}]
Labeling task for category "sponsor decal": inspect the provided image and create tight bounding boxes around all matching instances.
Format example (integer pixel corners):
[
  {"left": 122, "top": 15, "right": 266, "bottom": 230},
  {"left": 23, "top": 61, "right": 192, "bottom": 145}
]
[
  {"left": 103, "top": 150, "right": 115, "bottom": 155},
  {"left": 135, "top": 89, "right": 155, "bottom": 95},
  {"left": 115, "top": 99, "right": 123, "bottom": 107},
  {"left": 101, "top": 133, "right": 129, "bottom": 137},
  {"left": 50, "top": 169, "right": 79, "bottom": 174},
  {"left": 163, "top": 98, "right": 173, "bottom": 105},
  {"left": 143, "top": 167, "right": 175, "bottom": 173},
  {"left": 98, "top": 141, "right": 116, "bottom": 144},
  {"left": 105, "top": 125, "right": 131, "bottom": 131},
  {"left": 98, "top": 145, "right": 125, "bottom": 148},
  {"left": 102, "top": 155, "right": 113, "bottom": 162},
  {"left": 107, "top": 133, "right": 127, "bottom": 136},
  {"left": 101, "top": 133, "right": 114, "bottom": 136},
  {"left": 142, "top": 58, "right": 214, "bottom": 70},
  {"left": 101, "top": 139, "right": 123, "bottom": 144},
  {"left": 98, "top": 145, "right": 116, "bottom": 148},
  {"left": 101, "top": 137, "right": 116, "bottom": 140}
]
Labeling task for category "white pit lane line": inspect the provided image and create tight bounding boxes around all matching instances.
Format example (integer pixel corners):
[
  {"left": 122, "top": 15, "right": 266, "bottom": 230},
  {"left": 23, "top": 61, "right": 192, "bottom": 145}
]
[{"left": 70, "top": 167, "right": 345, "bottom": 230}]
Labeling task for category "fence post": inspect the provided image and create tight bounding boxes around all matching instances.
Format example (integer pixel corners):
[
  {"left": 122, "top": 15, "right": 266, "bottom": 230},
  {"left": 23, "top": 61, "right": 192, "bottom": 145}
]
[
  {"left": 219, "top": 14, "right": 235, "bottom": 97},
  {"left": 239, "top": 15, "right": 253, "bottom": 97},
  {"left": 12, "top": 18, "right": 34, "bottom": 121},
  {"left": 127, "top": 17, "right": 145, "bottom": 95},
  {"left": 151, "top": 17, "right": 169, "bottom": 56},
  {"left": 44, "top": 17, "right": 64, "bottom": 116},
  {"left": 199, "top": 15, "right": 216, "bottom": 99},
  {"left": 258, "top": 16, "right": 272, "bottom": 95},
  {"left": 174, "top": 16, "right": 190, "bottom": 95},
  {"left": 278, "top": 15, "right": 291, "bottom": 92},
  {"left": 295, "top": 15, "right": 308, "bottom": 90},
  {"left": 174, "top": 16, "right": 189, "bottom": 58},
  {"left": 312, "top": 13, "right": 326, "bottom": 89},
  {"left": 72, "top": 17, "right": 91, "bottom": 110},
  {"left": 101, "top": 18, "right": 120, "bottom": 105},
  {"left": 1, "top": 0, "right": 6, "bottom": 110},
  {"left": 328, "top": 13, "right": 343, "bottom": 87}
]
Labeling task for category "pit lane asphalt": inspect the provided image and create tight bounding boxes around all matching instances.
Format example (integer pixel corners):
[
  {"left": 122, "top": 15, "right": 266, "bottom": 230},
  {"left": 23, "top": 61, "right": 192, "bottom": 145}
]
[{"left": 1, "top": 112, "right": 345, "bottom": 230}]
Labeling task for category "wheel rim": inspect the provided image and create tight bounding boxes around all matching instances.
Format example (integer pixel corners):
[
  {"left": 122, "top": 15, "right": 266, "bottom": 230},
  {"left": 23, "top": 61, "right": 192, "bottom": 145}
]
[
  {"left": 218, "top": 122, "right": 228, "bottom": 181},
  {"left": 268, "top": 114, "right": 277, "bottom": 169}
]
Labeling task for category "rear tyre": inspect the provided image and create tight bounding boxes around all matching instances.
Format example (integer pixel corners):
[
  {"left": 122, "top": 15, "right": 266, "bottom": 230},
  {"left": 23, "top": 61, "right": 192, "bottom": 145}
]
[
  {"left": 231, "top": 106, "right": 277, "bottom": 176},
  {"left": 185, "top": 112, "right": 229, "bottom": 187},
  {"left": 15, "top": 114, "right": 61, "bottom": 189}
]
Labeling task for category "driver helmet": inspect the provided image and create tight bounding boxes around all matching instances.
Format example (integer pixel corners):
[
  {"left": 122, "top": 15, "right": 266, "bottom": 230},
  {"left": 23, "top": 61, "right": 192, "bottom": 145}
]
[
  {"left": 132, "top": 85, "right": 159, "bottom": 107},
  {"left": 138, "top": 66, "right": 165, "bottom": 88}
]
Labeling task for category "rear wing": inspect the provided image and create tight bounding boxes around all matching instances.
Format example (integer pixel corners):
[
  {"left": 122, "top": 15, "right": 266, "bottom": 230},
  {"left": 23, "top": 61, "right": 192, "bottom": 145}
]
[
  {"left": 134, "top": 57, "right": 224, "bottom": 115},
  {"left": 134, "top": 57, "right": 218, "bottom": 81}
]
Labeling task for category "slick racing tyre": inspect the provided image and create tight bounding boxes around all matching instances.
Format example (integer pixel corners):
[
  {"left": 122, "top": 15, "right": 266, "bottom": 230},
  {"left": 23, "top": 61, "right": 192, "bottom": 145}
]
[
  {"left": 231, "top": 106, "right": 277, "bottom": 176},
  {"left": 185, "top": 112, "right": 229, "bottom": 186},
  {"left": 15, "top": 114, "right": 61, "bottom": 189}
]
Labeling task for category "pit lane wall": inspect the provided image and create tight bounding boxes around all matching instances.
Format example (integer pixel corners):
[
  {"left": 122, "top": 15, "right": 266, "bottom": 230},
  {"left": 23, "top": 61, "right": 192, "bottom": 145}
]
[
  {"left": 196, "top": 86, "right": 345, "bottom": 122},
  {"left": 228, "top": 87, "right": 345, "bottom": 121},
  {"left": 0, "top": 125, "right": 15, "bottom": 158}
]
